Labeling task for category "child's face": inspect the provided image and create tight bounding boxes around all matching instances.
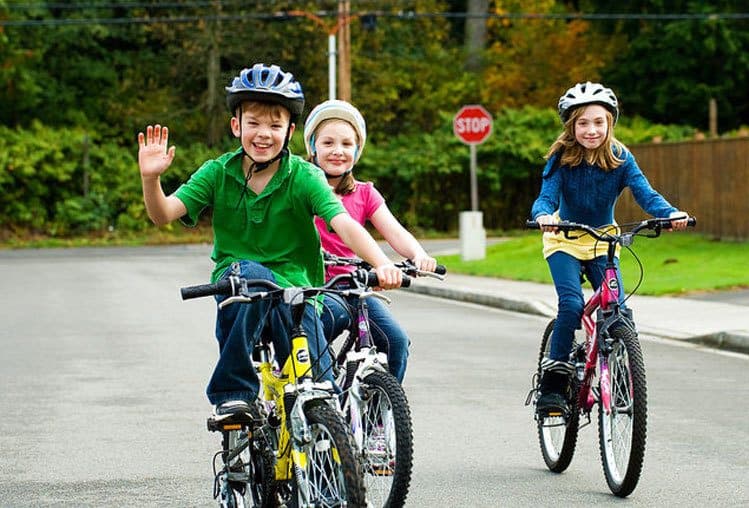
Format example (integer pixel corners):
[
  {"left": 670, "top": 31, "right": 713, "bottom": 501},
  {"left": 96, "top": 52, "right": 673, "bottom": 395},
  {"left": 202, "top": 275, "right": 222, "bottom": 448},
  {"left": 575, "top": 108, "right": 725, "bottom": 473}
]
[
  {"left": 313, "top": 120, "right": 358, "bottom": 177},
  {"left": 231, "top": 103, "right": 293, "bottom": 163},
  {"left": 574, "top": 104, "right": 609, "bottom": 150}
]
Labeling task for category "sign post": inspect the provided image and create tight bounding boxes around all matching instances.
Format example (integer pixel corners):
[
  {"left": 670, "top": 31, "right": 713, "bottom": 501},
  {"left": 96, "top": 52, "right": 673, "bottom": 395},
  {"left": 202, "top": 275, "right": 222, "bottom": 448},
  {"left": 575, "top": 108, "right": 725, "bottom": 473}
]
[{"left": 453, "top": 105, "right": 493, "bottom": 261}]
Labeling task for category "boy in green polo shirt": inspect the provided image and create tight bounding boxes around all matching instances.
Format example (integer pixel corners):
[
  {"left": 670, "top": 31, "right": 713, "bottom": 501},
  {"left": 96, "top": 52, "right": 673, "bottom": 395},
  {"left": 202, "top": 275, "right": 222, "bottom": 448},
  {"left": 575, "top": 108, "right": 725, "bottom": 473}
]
[{"left": 137, "top": 63, "right": 402, "bottom": 416}]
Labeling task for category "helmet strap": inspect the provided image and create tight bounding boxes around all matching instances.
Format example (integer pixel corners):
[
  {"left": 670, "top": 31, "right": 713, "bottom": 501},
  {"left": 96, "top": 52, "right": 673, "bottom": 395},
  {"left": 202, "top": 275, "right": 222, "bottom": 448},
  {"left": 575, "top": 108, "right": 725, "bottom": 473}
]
[{"left": 324, "top": 169, "right": 352, "bottom": 180}]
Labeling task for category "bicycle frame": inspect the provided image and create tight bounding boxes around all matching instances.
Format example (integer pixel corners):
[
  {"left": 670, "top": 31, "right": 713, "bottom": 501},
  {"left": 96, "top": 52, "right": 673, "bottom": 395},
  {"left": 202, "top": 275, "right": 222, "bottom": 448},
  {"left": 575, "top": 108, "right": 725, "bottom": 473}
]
[
  {"left": 220, "top": 288, "right": 339, "bottom": 485},
  {"left": 578, "top": 256, "right": 622, "bottom": 416}
]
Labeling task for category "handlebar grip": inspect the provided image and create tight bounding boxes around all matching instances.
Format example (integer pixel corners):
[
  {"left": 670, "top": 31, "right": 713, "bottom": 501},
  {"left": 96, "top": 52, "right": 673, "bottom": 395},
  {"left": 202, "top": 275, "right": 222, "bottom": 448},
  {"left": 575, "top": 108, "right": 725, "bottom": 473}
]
[
  {"left": 688, "top": 217, "right": 697, "bottom": 227},
  {"left": 364, "top": 271, "right": 411, "bottom": 288},
  {"left": 180, "top": 278, "right": 234, "bottom": 300},
  {"left": 435, "top": 264, "right": 447, "bottom": 276},
  {"left": 525, "top": 220, "right": 540, "bottom": 229}
]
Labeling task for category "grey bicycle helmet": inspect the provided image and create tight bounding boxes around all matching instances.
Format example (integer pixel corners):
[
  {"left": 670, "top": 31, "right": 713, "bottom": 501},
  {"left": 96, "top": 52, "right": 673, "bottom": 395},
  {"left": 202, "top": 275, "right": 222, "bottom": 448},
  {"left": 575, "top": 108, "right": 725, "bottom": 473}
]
[
  {"left": 226, "top": 63, "right": 305, "bottom": 121},
  {"left": 303, "top": 100, "right": 367, "bottom": 164},
  {"left": 558, "top": 81, "right": 619, "bottom": 124}
]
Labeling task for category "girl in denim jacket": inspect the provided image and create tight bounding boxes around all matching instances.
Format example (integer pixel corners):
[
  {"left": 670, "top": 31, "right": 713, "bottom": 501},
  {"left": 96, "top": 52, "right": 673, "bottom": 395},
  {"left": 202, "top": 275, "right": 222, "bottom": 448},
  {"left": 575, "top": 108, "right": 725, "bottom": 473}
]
[{"left": 530, "top": 82, "right": 689, "bottom": 414}]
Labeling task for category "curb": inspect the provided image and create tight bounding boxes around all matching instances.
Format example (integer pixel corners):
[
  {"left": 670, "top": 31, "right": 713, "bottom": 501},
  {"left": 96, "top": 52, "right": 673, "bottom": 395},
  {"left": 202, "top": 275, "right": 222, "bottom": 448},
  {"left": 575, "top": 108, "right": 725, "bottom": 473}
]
[
  {"left": 407, "top": 284, "right": 749, "bottom": 355},
  {"left": 408, "top": 283, "right": 555, "bottom": 318},
  {"left": 684, "top": 331, "right": 749, "bottom": 355}
]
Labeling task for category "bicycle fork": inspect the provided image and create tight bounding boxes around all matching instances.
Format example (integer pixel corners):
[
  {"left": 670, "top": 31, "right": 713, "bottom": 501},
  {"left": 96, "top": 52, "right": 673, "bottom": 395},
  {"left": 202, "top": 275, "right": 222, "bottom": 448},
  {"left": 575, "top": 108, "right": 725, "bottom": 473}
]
[{"left": 341, "top": 348, "right": 389, "bottom": 450}]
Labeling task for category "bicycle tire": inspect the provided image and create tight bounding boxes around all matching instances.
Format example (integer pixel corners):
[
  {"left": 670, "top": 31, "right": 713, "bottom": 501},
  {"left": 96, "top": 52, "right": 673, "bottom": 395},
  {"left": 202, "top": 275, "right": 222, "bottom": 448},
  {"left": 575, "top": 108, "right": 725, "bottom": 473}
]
[
  {"left": 536, "top": 319, "right": 581, "bottom": 473},
  {"left": 290, "top": 400, "right": 366, "bottom": 508},
  {"left": 597, "top": 323, "right": 646, "bottom": 497},
  {"left": 359, "top": 370, "right": 414, "bottom": 508},
  {"left": 222, "top": 421, "right": 276, "bottom": 508}
]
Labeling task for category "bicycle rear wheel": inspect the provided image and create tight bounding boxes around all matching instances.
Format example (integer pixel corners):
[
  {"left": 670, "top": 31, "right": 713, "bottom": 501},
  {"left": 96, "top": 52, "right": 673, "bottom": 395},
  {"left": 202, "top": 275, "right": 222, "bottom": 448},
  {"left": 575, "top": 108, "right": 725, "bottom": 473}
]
[
  {"left": 360, "top": 370, "right": 413, "bottom": 508},
  {"left": 291, "top": 399, "right": 366, "bottom": 508},
  {"left": 536, "top": 319, "right": 580, "bottom": 473},
  {"left": 598, "top": 323, "right": 647, "bottom": 497},
  {"left": 220, "top": 412, "right": 275, "bottom": 508}
]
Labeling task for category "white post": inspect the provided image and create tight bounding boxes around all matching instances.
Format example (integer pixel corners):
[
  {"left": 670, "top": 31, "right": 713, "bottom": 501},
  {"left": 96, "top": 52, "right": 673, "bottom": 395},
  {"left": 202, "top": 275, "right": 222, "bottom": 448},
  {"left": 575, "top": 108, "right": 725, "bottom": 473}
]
[
  {"left": 328, "top": 34, "right": 337, "bottom": 100},
  {"left": 459, "top": 211, "right": 486, "bottom": 261}
]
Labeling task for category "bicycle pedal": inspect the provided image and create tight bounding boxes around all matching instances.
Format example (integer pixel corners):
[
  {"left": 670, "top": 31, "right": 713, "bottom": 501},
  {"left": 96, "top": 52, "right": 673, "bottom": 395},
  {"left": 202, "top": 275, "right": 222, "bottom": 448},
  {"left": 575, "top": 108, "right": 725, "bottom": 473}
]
[
  {"left": 207, "top": 411, "right": 257, "bottom": 432},
  {"left": 536, "top": 406, "right": 570, "bottom": 422}
]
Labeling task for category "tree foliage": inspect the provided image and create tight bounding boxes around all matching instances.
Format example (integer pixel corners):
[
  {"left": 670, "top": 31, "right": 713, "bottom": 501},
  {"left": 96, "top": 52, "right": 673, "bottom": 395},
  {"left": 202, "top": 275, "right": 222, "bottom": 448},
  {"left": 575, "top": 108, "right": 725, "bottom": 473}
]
[
  {"left": 481, "top": 0, "right": 625, "bottom": 111},
  {"left": 0, "top": 0, "right": 737, "bottom": 237},
  {"left": 581, "top": 0, "right": 749, "bottom": 131}
]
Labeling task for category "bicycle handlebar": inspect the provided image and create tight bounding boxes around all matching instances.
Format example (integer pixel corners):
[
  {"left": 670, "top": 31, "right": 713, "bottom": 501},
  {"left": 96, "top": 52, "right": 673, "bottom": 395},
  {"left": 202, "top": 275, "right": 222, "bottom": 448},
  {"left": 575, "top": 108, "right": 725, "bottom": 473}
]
[
  {"left": 323, "top": 253, "right": 447, "bottom": 280},
  {"left": 180, "top": 268, "right": 410, "bottom": 301},
  {"left": 525, "top": 216, "right": 696, "bottom": 243},
  {"left": 180, "top": 277, "right": 236, "bottom": 300}
]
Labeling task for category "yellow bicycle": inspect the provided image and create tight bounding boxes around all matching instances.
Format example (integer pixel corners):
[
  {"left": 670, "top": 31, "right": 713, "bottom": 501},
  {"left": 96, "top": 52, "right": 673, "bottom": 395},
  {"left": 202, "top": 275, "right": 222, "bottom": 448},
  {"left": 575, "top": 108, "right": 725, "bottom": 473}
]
[{"left": 182, "top": 273, "right": 366, "bottom": 508}]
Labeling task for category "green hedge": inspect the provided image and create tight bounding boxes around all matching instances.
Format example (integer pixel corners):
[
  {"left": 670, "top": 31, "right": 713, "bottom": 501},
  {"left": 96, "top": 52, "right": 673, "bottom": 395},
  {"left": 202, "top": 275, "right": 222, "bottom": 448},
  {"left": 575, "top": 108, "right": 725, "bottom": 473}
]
[{"left": 1, "top": 108, "right": 696, "bottom": 237}]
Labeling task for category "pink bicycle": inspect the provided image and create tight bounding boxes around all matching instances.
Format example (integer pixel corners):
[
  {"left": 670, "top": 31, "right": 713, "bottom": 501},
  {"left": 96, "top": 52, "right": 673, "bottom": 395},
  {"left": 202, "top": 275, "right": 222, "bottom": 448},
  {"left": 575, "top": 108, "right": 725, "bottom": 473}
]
[{"left": 525, "top": 216, "right": 696, "bottom": 497}]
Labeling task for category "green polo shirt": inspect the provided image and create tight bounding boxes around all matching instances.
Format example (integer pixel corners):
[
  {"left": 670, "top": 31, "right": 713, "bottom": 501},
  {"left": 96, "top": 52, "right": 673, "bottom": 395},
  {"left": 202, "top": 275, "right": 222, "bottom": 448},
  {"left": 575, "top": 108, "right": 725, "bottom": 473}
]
[{"left": 174, "top": 148, "right": 346, "bottom": 286}]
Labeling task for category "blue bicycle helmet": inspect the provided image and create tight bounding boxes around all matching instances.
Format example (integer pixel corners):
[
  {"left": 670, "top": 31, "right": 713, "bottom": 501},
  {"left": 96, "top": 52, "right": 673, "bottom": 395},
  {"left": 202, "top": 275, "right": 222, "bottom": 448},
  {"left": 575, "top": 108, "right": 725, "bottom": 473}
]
[{"left": 226, "top": 63, "right": 305, "bottom": 121}]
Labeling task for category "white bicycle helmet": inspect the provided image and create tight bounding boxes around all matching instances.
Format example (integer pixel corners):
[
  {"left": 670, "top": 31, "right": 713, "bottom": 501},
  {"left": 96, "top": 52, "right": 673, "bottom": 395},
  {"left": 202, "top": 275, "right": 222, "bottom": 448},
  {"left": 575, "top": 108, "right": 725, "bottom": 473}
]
[
  {"left": 303, "top": 100, "right": 367, "bottom": 164},
  {"left": 225, "top": 63, "right": 305, "bottom": 121},
  {"left": 558, "top": 81, "right": 619, "bottom": 124}
]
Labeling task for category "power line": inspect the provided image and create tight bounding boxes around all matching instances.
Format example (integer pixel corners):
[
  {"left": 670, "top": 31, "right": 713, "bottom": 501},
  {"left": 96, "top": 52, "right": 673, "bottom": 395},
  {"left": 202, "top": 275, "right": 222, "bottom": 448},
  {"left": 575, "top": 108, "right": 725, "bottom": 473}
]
[{"left": 2, "top": 10, "right": 748, "bottom": 28}]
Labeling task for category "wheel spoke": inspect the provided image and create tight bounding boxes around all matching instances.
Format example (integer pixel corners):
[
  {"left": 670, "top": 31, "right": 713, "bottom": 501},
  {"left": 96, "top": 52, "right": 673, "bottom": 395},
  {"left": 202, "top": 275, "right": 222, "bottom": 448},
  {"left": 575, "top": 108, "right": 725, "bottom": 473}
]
[{"left": 598, "top": 326, "right": 647, "bottom": 497}]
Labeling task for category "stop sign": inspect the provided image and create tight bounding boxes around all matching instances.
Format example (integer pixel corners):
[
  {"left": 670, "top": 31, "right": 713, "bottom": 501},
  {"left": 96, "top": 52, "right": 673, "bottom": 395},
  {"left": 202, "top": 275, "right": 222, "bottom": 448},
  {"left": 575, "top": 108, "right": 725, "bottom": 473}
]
[{"left": 453, "top": 105, "right": 493, "bottom": 145}]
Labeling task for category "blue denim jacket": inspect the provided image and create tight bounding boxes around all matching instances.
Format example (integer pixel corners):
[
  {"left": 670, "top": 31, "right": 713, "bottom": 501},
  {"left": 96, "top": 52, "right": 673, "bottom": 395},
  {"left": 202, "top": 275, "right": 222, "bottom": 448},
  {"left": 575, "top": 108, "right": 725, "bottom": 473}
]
[{"left": 530, "top": 148, "right": 676, "bottom": 227}]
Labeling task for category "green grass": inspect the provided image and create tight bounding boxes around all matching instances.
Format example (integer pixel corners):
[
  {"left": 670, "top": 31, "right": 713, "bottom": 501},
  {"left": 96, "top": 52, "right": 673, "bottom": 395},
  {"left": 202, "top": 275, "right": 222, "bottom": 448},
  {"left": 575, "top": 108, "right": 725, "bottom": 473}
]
[
  {"left": 440, "top": 232, "right": 749, "bottom": 296},
  {"left": 0, "top": 224, "right": 213, "bottom": 249},
  {"left": 2, "top": 226, "right": 746, "bottom": 296}
]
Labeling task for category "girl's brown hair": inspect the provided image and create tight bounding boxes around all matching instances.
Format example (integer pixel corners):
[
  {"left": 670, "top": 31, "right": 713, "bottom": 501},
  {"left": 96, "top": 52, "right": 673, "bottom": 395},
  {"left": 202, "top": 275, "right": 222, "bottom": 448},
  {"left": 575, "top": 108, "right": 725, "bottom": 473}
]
[
  {"left": 545, "top": 106, "right": 624, "bottom": 171},
  {"left": 306, "top": 118, "right": 357, "bottom": 195}
]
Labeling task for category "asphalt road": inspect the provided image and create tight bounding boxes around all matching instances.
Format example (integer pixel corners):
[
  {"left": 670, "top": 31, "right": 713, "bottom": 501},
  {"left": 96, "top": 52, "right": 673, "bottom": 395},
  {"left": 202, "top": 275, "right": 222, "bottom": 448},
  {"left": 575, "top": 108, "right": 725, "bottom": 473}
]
[{"left": 0, "top": 246, "right": 747, "bottom": 507}]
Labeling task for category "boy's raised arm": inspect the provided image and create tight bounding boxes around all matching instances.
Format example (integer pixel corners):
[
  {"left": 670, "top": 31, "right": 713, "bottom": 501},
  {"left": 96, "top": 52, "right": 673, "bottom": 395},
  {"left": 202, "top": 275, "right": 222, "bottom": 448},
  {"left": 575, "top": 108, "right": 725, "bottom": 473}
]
[{"left": 137, "top": 124, "right": 187, "bottom": 226}]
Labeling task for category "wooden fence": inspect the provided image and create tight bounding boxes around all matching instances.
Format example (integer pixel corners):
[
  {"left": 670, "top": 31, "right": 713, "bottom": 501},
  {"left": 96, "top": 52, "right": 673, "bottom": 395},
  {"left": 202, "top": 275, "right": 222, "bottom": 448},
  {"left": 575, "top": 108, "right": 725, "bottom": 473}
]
[{"left": 616, "top": 137, "right": 749, "bottom": 241}]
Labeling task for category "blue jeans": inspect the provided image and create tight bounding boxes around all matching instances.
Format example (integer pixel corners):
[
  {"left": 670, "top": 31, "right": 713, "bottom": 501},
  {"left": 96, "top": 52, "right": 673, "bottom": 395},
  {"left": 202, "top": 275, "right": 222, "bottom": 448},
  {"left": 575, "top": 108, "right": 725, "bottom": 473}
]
[
  {"left": 321, "top": 292, "right": 410, "bottom": 383},
  {"left": 207, "top": 260, "right": 334, "bottom": 406},
  {"left": 547, "top": 252, "right": 626, "bottom": 362}
]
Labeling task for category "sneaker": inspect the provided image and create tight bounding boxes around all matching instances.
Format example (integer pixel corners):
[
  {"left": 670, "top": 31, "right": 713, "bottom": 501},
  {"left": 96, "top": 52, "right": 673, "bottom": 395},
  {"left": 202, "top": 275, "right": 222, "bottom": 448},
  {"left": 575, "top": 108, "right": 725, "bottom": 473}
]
[
  {"left": 536, "top": 390, "right": 569, "bottom": 416},
  {"left": 535, "top": 371, "right": 570, "bottom": 416},
  {"left": 215, "top": 399, "right": 252, "bottom": 416}
]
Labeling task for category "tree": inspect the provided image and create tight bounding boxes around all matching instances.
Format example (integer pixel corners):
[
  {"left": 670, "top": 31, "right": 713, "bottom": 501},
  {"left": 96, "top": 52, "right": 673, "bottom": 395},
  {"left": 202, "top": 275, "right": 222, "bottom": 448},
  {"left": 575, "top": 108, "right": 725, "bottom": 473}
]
[
  {"left": 583, "top": 0, "right": 749, "bottom": 132},
  {"left": 465, "top": 0, "right": 490, "bottom": 71},
  {"left": 480, "top": 0, "right": 623, "bottom": 112}
]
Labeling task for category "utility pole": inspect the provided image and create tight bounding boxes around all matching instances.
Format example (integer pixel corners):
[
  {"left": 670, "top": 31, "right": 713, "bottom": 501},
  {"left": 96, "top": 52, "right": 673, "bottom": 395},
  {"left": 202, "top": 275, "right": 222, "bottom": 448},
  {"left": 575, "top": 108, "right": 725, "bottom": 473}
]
[
  {"left": 290, "top": 7, "right": 357, "bottom": 101},
  {"left": 465, "top": 0, "right": 488, "bottom": 72},
  {"left": 337, "top": 0, "right": 352, "bottom": 102},
  {"left": 206, "top": 0, "right": 222, "bottom": 146}
]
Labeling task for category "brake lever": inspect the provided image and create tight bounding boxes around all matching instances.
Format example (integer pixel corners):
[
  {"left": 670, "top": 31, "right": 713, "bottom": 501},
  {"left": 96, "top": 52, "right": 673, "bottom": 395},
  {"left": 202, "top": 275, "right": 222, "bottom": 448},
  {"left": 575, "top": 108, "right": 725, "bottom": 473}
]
[
  {"left": 414, "top": 269, "right": 446, "bottom": 281},
  {"left": 360, "top": 291, "right": 391, "bottom": 304}
]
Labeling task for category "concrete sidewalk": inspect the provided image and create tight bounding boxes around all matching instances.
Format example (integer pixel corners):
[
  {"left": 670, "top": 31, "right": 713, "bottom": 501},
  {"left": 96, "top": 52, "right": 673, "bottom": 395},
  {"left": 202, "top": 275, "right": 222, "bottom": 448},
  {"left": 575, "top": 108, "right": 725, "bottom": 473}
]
[
  {"left": 385, "top": 238, "right": 749, "bottom": 354},
  {"left": 406, "top": 272, "right": 749, "bottom": 354}
]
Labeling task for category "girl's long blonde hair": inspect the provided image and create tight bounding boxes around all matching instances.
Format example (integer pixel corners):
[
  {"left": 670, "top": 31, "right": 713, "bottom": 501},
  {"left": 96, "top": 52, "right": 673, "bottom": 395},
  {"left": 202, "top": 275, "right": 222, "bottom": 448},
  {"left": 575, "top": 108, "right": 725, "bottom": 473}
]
[{"left": 545, "top": 106, "right": 625, "bottom": 171}]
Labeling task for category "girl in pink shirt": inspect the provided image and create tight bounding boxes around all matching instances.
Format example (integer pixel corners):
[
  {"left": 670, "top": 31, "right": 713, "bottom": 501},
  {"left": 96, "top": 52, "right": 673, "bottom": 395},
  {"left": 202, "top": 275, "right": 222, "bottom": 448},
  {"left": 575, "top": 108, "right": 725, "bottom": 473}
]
[{"left": 304, "top": 100, "right": 437, "bottom": 382}]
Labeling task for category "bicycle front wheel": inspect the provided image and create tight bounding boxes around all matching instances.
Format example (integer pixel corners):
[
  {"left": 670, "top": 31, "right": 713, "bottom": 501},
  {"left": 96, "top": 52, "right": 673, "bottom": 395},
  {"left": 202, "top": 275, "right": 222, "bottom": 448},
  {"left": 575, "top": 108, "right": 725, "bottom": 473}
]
[
  {"left": 292, "top": 399, "right": 366, "bottom": 508},
  {"left": 536, "top": 319, "right": 580, "bottom": 473},
  {"left": 360, "top": 370, "right": 414, "bottom": 508},
  {"left": 597, "top": 323, "right": 647, "bottom": 497}
]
